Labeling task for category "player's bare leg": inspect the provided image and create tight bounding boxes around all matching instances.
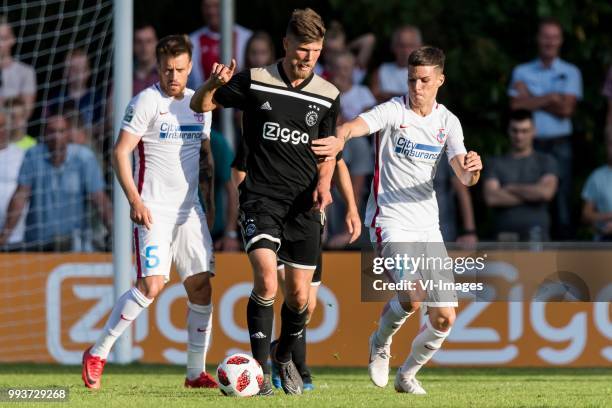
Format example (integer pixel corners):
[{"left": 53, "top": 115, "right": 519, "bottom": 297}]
[
  {"left": 395, "top": 306, "right": 455, "bottom": 394},
  {"left": 271, "top": 265, "right": 313, "bottom": 395},
  {"left": 183, "top": 272, "right": 217, "bottom": 388},
  {"left": 247, "top": 248, "right": 279, "bottom": 396},
  {"left": 82, "top": 275, "right": 162, "bottom": 389}
]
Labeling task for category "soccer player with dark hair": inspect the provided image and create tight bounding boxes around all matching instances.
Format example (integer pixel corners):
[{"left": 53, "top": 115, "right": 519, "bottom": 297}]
[
  {"left": 81, "top": 34, "right": 218, "bottom": 390},
  {"left": 313, "top": 46, "right": 483, "bottom": 394},
  {"left": 192, "top": 8, "right": 339, "bottom": 395}
]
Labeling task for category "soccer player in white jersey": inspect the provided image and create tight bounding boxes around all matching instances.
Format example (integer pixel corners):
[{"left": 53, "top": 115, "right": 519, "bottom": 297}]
[
  {"left": 81, "top": 35, "right": 217, "bottom": 390},
  {"left": 313, "top": 46, "right": 482, "bottom": 394}
]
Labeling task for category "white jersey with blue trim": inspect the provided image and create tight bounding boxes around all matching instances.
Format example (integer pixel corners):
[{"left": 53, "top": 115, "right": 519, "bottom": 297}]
[
  {"left": 359, "top": 96, "right": 467, "bottom": 232},
  {"left": 121, "top": 83, "right": 212, "bottom": 223}
]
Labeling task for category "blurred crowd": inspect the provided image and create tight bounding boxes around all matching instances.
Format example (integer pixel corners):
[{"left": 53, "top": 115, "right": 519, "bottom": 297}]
[{"left": 1, "top": 0, "right": 612, "bottom": 253}]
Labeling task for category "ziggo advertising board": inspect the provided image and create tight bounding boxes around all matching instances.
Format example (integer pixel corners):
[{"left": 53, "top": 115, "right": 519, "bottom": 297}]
[{"left": 0, "top": 252, "right": 609, "bottom": 366}]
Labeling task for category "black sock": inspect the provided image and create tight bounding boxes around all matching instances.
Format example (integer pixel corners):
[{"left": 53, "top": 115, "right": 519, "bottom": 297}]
[
  {"left": 292, "top": 326, "right": 311, "bottom": 382},
  {"left": 246, "top": 292, "right": 274, "bottom": 374},
  {"left": 276, "top": 302, "right": 308, "bottom": 363}
]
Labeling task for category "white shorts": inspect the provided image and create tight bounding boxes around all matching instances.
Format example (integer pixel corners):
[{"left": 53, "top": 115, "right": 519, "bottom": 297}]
[
  {"left": 369, "top": 226, "right": 458, "bottom": 308},
  {"left": 134, "top": 212, "right": 214, "bottom": 283}
]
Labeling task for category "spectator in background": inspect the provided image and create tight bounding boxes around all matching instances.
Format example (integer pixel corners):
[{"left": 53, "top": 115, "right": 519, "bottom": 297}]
[
  {"left": 5, "top": 97, "right": 36, "bottom": 149},
  {"left": 208, "top": 128, "right": 239, "bottom": 251},
  {"left": 133, "top": 23, "right": 159, "bottom": 95},
  {"left": 0, "top": 17, "right": 36, "bottom": 121},
  {"left": 244, "top": 31, "right": 276, "bottom": 69},
  {"left": 508, "top": 17, "right": 582, "bottom": 239},
  {"left": 483, "top": 110, "right": 558, "bottom": 242},
  {"left": 370, "top": 25, "right": 421, "bottom": 103},
  {"left": 581, "top": 129, "right": 612, "bottom": 241},
  {"left": 188, "top": 0, "right": 252, "bottom": 88},
  {"left": 317, "top": 21, "right": 375, "bottom": 85},
  {"left": 603, "top": 66, "right": 612, "bottom": 131},
  {"left": 326, "top": 50, "right": 375, "bottom": 247},
  {"left": 0, "top": 109, "right": 27, "bottom": 247},
  {"left": 0, "top": 110, "right": 112, "bottom": 251},
  {"left": 434, "top": 155, "right": 478, "bottom": 247},
  {"left": 51, "top": 49, "right": 106, "bottom": 144}
]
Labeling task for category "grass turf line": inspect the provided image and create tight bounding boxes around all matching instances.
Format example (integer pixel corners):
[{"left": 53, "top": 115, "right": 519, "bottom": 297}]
[{"left": 0, "top": 364, "right": 610, "bottom": 407}]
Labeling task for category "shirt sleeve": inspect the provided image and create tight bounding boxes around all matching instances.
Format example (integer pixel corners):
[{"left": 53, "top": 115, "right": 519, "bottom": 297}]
[
  {"left": 318, "top": 95, "right": 339, "bottom": 138},
  {"left": 565, "top": 65, "right": 583, "bottom": 100},
  {"left": 81, "top": 148, "right": 105, "bottom": 194},
  {"left": 507, "top": 66, "right": 522, "bottom": 97},
  {"left": 358, "top": 99, "right": 401, "bottom": 134},
  {"left": 445, "top": 115, "right": 467, "bottom": 162},
  {"left": 202, "top": 111, "right": 212, "bottom": 141},
  {"left": 120, "top": 91, "right": 154, "bottom": 137},
  {"left": 541, "top": 153, "right": 559, "bottom": 177},
  {"left": 581, "top": 172, "right": 597, "bottom": 202},
  {"left": 213, "top": 70, "right": 251, "bottom": 110},
  {"left": 16, "top": 149, "right": 35, "bottom": 187},
  {"left": 22, "top": 65, "right": 37, "bottom": 95}
]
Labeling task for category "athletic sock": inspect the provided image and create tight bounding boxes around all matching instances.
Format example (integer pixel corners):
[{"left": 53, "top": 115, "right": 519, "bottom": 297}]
[
  {"left": 246, "top": 291, "right": 274, "bottom": 374},
  {"left": 91, "top": 287, "right": 152, "bottom": 359},
  {"left": 374, "top": 296, "right": 414, "bottom": 346},
  {"left": 275, "top": 301, "right": 308, "bottom": 364},
  {"left": 292, "top": 326, "right": 310, "bottom": 382},
  {"left": 401, "top": 318, "right": 451, "bottom": 378},
  {"left": 186, "top": 302, "right": 213, "bottom": 380}
]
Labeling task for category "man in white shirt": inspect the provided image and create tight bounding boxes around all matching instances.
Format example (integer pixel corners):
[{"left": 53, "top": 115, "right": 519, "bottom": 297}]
[
  {"left": 81, "top": 35, "right": 217, "bottom": 391},
  {"left": 313, "top": 46, "right": 482, "bottom": 394}
]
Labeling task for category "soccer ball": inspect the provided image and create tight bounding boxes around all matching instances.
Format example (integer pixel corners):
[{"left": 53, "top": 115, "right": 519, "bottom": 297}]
[{"left": 216, "top": 353, "right": 263, "bottom": 397}]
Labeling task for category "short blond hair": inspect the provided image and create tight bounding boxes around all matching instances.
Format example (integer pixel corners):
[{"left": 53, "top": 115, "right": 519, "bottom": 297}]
[{"left": 286, "top": 8, "right": 325, "bottom": 43}]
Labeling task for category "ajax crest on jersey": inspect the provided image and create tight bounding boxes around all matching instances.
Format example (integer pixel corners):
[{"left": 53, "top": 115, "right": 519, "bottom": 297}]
[{"left": 217, "top": 353, "right": 263, "bottom": 397}]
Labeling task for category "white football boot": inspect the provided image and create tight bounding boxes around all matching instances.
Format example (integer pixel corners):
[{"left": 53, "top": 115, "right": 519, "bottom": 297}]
[
  {"left": 394, "top": 369, "right": 427, "bottom": 395},
  {"left": 368, "top": 333, "right": 391, "bottom": 387}
]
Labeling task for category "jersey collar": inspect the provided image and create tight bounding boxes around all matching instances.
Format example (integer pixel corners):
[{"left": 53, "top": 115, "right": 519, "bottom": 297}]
[{"left": 277, "top": 61, "right": 314, "bottom": 90}]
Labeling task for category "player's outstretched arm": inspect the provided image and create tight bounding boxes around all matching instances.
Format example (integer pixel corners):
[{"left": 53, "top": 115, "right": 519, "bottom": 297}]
[
  {"left": 199, "top": 138, "right": 215, "bottom": 229},
  {"left": 190, "top": 59, "right": 236, "bottom": 113},
  {"left": 333, "top": 159, "right": 362, "bottom": 243},
  {"left": 450, "top": 151, "right": 482, "bottom": 187},
  {"left": 311, "top": 116, "right": 371, "bottom": 159},
  {"left": 112, "top": 130, "right": 153, "bottom": 229}
]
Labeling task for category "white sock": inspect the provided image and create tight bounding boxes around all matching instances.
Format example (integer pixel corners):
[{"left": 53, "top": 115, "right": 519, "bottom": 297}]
[
  {"left": 375, "top": 296, "right": 414, "bottom": 346},
  {"left": 186, "top": 302, "right": 213, "bottom": 380},
  {"left": 401, "top": 317, "right": 450, "bottom": 378},
  {"left": 91, "top": 287, "right": 152, "bottom": 359}
]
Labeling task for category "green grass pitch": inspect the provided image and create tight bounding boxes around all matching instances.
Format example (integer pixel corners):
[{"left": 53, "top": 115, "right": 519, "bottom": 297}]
[{"left": 0, "top": 364, "right": 610, "bottom": 407}]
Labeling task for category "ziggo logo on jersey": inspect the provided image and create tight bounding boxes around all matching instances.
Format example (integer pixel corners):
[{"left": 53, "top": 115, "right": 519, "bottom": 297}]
[{"left": 262, "top": 122, "right": 310, "bottom": 144}]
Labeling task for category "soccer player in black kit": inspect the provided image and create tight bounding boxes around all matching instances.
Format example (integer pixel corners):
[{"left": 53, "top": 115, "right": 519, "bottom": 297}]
[{"left": 191, "top": 8, "right": 339, "bottom": 395}]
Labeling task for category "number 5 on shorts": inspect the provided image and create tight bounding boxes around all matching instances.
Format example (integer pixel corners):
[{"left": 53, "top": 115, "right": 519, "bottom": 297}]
[{"left": 145, "top": 245, "right": 160, "bottom": 269}]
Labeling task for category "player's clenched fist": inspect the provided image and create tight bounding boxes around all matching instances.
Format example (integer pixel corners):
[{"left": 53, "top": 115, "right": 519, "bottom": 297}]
[
  {"left": 130, "top": 199, "right": 153, "bottom": 230},
  {"left": 463, "top": 151, "right": 482, "bottom": 172},
  {"left": 209, "top": 59, "right": 236, "bottom": 88}
]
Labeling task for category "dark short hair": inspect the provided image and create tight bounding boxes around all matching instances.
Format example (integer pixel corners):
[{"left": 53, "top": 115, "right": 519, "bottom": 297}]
[
  {"left": 286, "top": 8, "right": 325, "bottom": 43},
  {"left": 156, "top": 34, "right": 193, "bottom": 63},
  {"left": 538, "top": 17, "right": 563, "bottom": 32},
  {"left": 408, "top": 46, "right": 445, "bottom": 70},
  {"left": 508, "top": 109, "right": 533, "bottom": 124}
]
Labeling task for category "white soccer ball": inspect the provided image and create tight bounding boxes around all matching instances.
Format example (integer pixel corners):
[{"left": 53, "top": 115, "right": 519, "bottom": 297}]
[{"left": 216, "top": 353, "right": 263, "bottom": 397}]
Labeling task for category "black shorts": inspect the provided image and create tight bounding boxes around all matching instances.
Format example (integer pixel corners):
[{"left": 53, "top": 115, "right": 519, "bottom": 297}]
[
  {"left": 277, "top": 254, "right": 322, "bottom": 286},
  {"left": 239, "top": 195, "right": 324, "bottom": 269}
]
